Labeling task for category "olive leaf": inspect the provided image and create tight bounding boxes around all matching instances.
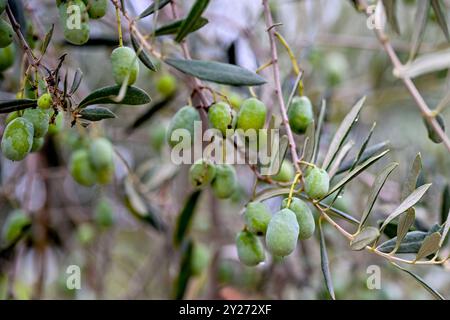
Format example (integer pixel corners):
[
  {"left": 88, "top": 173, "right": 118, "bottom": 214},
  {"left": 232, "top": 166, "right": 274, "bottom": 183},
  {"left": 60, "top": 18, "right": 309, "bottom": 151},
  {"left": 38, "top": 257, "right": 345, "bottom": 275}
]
[
  {"left": 350, "top": 226, "right": 380, "bottom": 251},
  {"left": 336, "top": 141, "right": 390, "bottom": 175},
  {"left": 173, "top": 239, "right": 194, "bottom": 300},
  {"left": 396, "top": 49, "right": 450, "bottom": 79},
  {"left": 415, "top": 232, "right": 441, "bottom": 261},
  {"left": 130, "top": 33, "right": 157, "bottom": 72},
  {"left": 322, "top": 96, "right": 366, "bottom": 170},
  {"left": 40, "top": 24, "right": 54, "bottom": 56},
  {"left": 70, "top": 68, "right": 83, "bottom": 95},
  {"left": 442, "top": 184, "right": 450, "bottom": 225},
  {"left": 393, "top": 208, "right": 416, "bottom": 254},
  {"left": 165, "top": 58, "right": 266, "bottom": 86},
  {"left": 77, "top": 85, "right": 151, "bottom": 109},
  {"left": 430, "top": 0, "right": 450, "bottom": 42},
  {"left": 424, "top": 114, "right": 445, "bottom": 144},
  {"left": 78, "top": 107, "right": 117, "bottom": 122},
  {"left": 380, "top": 183, "right": 432, "bottom": 232},
  {"left": 358, "top": 162, "right": 398, "bottom": 231},
  {"left": 175, "top": 0, "right": 210, "bottom": 43},
  {"left": 0, "top": 99, "right": 37, "bottom": 114},
  {"left": 138, "top": 0, "right": 172, "bottom": 20},
  {"left": 313, "top": 100, "right": 327, "bottom": 163},
  {"left": 382, "top": 0, "right": 400, "bottom": 34},
  {"left": 155, "top": 17, "right": 208, "bottom": 37},
  {"left": 126, "top": 96, "right": 174, "bottom": 133},
  {"left": 409, "top": 0, "right": 430, "bottom": 60},
  {"left": 439, "top": 208, "right": 450, "bottom": 247},
  {"left": 347, "top": 122, "right": 376, "bottom": 174},
  {"left": 328, "top": 140, "right": 354, "bottom": 179},
  {"left": 401, "top": 153, "right": 422, "bottom": 200},
  {"left": 173, "top": 190, "right": 202, "bottom": 247},
  {"left": 319, "top": 219, "right": 336, "bottom": 300},
  {"left": 391, "top": 262, "right": 445, "bottom": 300},
  {"left": 302, "top": 121, "right": 315, "bottom": 165}
]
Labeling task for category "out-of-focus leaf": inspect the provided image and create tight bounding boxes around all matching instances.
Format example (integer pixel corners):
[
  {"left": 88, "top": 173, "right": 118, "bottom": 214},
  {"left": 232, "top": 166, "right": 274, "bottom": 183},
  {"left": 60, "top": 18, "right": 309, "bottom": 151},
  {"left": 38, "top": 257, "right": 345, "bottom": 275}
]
[
  {"left": 155, "top": 17, "right": 208, "bottom": 37},
  {"left": 391, "top": 262, "right": 445, "bottom": 300},
  {"left": 396, "top": 49, "right": 450, "bottom": 79},
  {"left": 393, "top": 208, "right": 415, "bottom": 254},
  {"left": 126, "top": 96, "right": 174, "bottom": 133},
  {"left": 130, "top": 33, "right": 157, "bottom": 72},
  {"left": 380, "top": 184, "right": 431, "bottom": 232},
  {"left": 382, "top": 0, "right": 400, "bottom": 34},
  {"left": 415, "top": 232, "right": 441, "bottom": 261},
  {"left": 0, "top": 274, "right": 8, "bottom": 300},
  {"left": 313, "top": 100, "right": 327, "bottom": 163},
  {"left": 328, "top": 141, "right": 354, "bottom": 178},
  {"left": 175, "top": 0, "right": 210, "bottom": 43},
  {"left": 302, "top": 121, "right": 315, "bottom": 164},
  {"left": 70, "top": 68, "right": 83, "bottom": 95},
  {"left": 78, "top": 85, "right": 151, "bottom": 109},
  {"left": 430, "top": 0, "right": 450, "bottom": 41},
  {"left": 439, "top": 208, "right": 450, "bottom": 247},
  {"left": 318, "top": 219, "right": 335, "bottom": 300},
  {"left": 0, "top": 99, "right": 37, "bottom": 114},
  {"left": 173, "top": 239, "right": 193, "bottom": 300},
  {"left": 409, "top": 0, "right": 430, "bottom": 60},
  {"left": 78, "top": 107, "right": 117, "bottom": 122},
  {"left": 401, "top": 153, "right": 422, "bottom": 200},
  {"left": 322, "top": 96, "right": 366, "bottom": 170},
  {"left": 336, "top": 141, "right": 390, "bottom": 175},
  {"left": 173, "top": 190, "right": 202, "bottom": 247},
  {"left": 424, "top": 114, "right": 445, "bottom": 144},
  {"left": 40, "top": 24, "right": 54, "bottom": 56},
  {"left": 138, "top": 0, "right": 172, "bottom": 20},
  {"left": 442, "top": 184, "right": 450, "bottom": 225},
  {"left": 350, "top": 226, "right": 380, "bottom": 251},
  {"left": 165, "top": 59, "right": 266, "bottom": 86},
  {"left": 359, "top": 162, "right": 398, "bottom": 231}
]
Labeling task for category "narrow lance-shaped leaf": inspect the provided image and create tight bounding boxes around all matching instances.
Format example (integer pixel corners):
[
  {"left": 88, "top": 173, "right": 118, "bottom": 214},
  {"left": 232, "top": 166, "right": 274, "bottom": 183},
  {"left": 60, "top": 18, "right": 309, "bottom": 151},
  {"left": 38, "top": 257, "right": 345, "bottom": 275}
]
[
  {"left": 350, "top": 226, "right": 380, "bottom": 251},
  {"left": 382, "top": 0, "right": 400, "bottom": 34},
  {"left": 173, "top": 239, "right": 194, "bottom": 300},
  {"left": 393, "top": 208, "right": 415, "bottom": 254},
  {"left": 165, "top": 58, "right": 266, "bottom": 86},
  {"left": 409, "top": 0, "right": 430, "bottom": 60},
  {"left": 173, "top": 190, "right": 202, "bottom": 247},
  {"left": 328, "top": 141, "right": 354, "bottom": 179},
  {"left": 431, "top": 0, "right": 450, "bottom": 41},
  {"left": 77, "top": 85, "right": 151, "bottom": 109},
  {"left": 40, "top": 24, "right": 54, "bottom": 56},
  {"left": 0, "top": 99, "right": 37, "bottom": 114},
  {"left": 380, "top": 183, "right": 432, "bottom": 232},
  {"left": 319, "top": 219, "right": 336, "bottom": 300},
  {"left": 336, "top": 141, "right": 390, "bottom": 175},
  {"left": 138, "top": 0, "right": 172, "bottom": 20},
  {"left": 78, "top": 107, "right": 117, "bottom": 122},
  {"left": 175, "top": 0, "right": 210, "bottom": 43},
  {"left": 396, "top": 49, "right": 450, "bottom": 79},
  {"left": 322, "top": 96, "right": 366, "bottom": 170},
  {"left": 70, "top": 68, "right": 83, "bottom": 95},
  {"left": 155, "top": 17, "right": 208, "bottom": 37},
  {"left": 391, "top": 262, "right": 445, "bottom": 300},
  {"left": 302, "top": 121, "right": 315, "bottom": 165},
  {"left": 441, "top": 184, "right": 450, "bottom": 225},
  {"left": 415, "top": 232, "right": 441, "bottom": 261},
  {"left": 401, "top": 153, "right": 422, "bottom": 200},
  {"left": 359, "top": 162, "right": 398, "bottom": 231},
  {"left": 313, "top": 100, "right": 326, "bottom": 163},
  {"left": 131, "top": 33, "right": 157, "bottom": 72},
  {"left": 439, "top": 208, "right": 450, "bottom": 247}
]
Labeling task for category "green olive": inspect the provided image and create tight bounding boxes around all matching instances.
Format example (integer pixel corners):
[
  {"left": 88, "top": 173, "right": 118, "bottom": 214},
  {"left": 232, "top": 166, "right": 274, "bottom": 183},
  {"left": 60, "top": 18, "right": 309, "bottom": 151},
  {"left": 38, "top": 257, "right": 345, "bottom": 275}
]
[
  {"left": 5, "top": 111, "right": 19, "bottom": 125},
  {"left": 235, "top": 230, "right": 265, "bottom": 266},
  {"left": 304, "top": 167, "right": 330, "bottom": 199},
  {"left": 84, "top": 0, "right": 107, "bottom": 19},
  {"left": 189, "top": 159, "right": 216, "bottom": 188},
  {"left": 281, "top": 197, "right": 315, "bottom": 240},
  {"left": 69, "top": 149, "right": 97, "bottom": 186},
  {"left": 208, "top": 102, "right": 235, "bottom": 137},
  {"left": 1, "top": 210, "right": 30, "bottom": 245},
  {"left": 88, "top": 137, "right": 114, "bottom": 170},
  {"left": 111, "top": 46, "right": 139, "bottom": 85},
  {"left": 156, "top": 74, "right": 177, "bottom": 97},
  {"left": 0, "top": 43, "right": 15, "bottom": 72},
  {"left": 1, "top": 117, "right": 34, "bottom": 161},
  {"left": 236, "top": 98, "right": 267, "bottom": 131},
  {"left": 76, "top": 223, "right": 95, "bottom": 245},
  {"left": 94, "top": 197, "right": 114, "bottom": 228},
  {"left": 166, "top": 106, "right": 200, "bottom": 147},
  {"left": 243, "top": 201, "right": 272, "bottom": 235},
  {"left": 96, "top": 164, "right": 114, "bottom": 185},
  {"left": 324, "top": 52, "right": 348, "bottom": 86},
  {"left": 271, "top": 160, "right": 295, "bottom": 182},
  {"left": 31, "top": 137, "right": 45, "bottom": 152},
  {"left": 0, "top": 19, "right": 13, "bottom": 48},
  {"left": 38, "top": 93, "right": 53, "bottom": 109},
  {"left": 287, "top": 96, "right": 314, "bottom": 134},
  {"left": 59, "top": 0, "right": 90, "bottom": 45},
  {"left": 23, "top": 108, "right": 50, "bottom": 138},
  {"left": 212, "top": 164, "right": 237, "bottom": 199},
  {"left": 190, "top": 243, "right": 210, "bottom": 276},
  {"left": 265, "top": 208, "right": 299, "bottom": 257}
]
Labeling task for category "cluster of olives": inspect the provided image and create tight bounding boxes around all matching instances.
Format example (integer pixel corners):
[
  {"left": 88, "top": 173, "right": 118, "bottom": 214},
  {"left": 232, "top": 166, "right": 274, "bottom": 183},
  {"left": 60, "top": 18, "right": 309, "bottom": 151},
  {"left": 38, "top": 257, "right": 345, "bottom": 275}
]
[
  {"left": 69, "top": 137, "right": 115, "bottom": 186},
  {"left": 57, "top": 0, "right": 108, "bottom": 45},
  {"left": 188, "top": 159, "right": 238, "bottom": 199},
  {"left": 0, "top": 0, "right": 15, "bottom": 73},
  {"left": 1, "top": 93, "right": 63, "bottom": 161}
]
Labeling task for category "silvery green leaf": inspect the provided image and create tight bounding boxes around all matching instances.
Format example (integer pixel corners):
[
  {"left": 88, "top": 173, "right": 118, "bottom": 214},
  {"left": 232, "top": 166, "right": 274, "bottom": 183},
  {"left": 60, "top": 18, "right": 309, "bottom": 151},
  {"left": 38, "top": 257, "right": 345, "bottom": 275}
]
[
  {"left": 393, "top": 208, "right": 416, "bottom": 254},
  {"left": 350, "top": 226, "right": 380, "bottom": 251},
  {"left": 319, "top": 220, "right": 336, "bottom": 300},
  {"left": 409, "top": 0, "right": 430, "bottom": 60},
  {"left": 401, "top": 153, "right": 422, "bottom": 200},
  {"left": 415, "top": 232, "right": 441, "bottom": 261},
  {"left": 395, "top": 49, "right": 450, "bottom": 79}
]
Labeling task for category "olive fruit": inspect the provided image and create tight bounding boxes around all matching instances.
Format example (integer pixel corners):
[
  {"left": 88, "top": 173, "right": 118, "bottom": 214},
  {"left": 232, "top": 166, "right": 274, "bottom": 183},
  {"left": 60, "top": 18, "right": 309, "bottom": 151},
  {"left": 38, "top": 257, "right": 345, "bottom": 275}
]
[
  {"left": 166, "top": 105, "right": 200, "bottom": 147},
  {"left": 272, "top": 160, "right": 295, "bottom": 182},
  {"left": 156, "top": 74, "right": 177, "bottom": 97},
  {"left": 208, "top": 102, "right": 235, "bottom": 136},
  {"left": 1, "top": 118, "right": 34, "bottom": 161},
  {"left": 111, "top": 46, "right": 139, "bottom": 86},
  {"left": 287, "top": 96, "right": 314, "bottom": 134},
  {"left": 243, "top": 201, "right": 272, "bottom": 235},
  {"left": 281, "top": 197, "right": 315, "bottom": 240},
  {"left": 84, "top": 0, "right": 107, "bottom": 19},
  {"left": 0, "top": 19, "right": 13, "bottom": 48},
  {"left": 236, "top": 98, "right": 267, "bottom": 131},
  {"left": 48, "top": 112, "right": 64, "bottom": 135},
  {"left": 0, "top": 0, "right": 6, "bottom": 14},
  {"left": 190, "top": 244, "right": 210, "bottom": 276},
  {"left": 212, "top": 164, "right": 237, "bottom": 199},
  {"left": 23, "top": 108, "right": 50, "bottom": 138},
  {"left": 0, "top": 43, "right": 15, "bottom": 72},
  {"left": 37, "top": 93, "right": 52, "bottom": 109},
  {"left": 304, "top": 167, "right": 330, "bottom": 199},
  {"left": 31, "top": 137, "right": 45, "bottom": 152},
  {"left": 59, "top": 0, "right": 90, "bottom": 45},
  {"left": 1, "top": 210, "right": 30, "bottom": 245},
  {"left": 88, "top": 137, "right": 113, "bottom": 170},
  {"left": 324, "top": 52, "right": 348, "bottom": 86},
  {"left": 189, "top": 159, "right": 216, "bottom": 188},
  {"left": 76, "top": 223, "right": 95, "bottom": 245},
  {"left": 5, "top": 111, "right": 19, "bottom": 125},
  {"left": 235, "top": 230, "right": 265, "bottom": 266},
  {"left": 96, "top": 164, "right": 114, "bottom": 185},
  {"left": 229, "top": 93, "right": 243, "bottom": 110},
  {"left": 265, "top": 208, "right": 299, "bottom": 257},
  {"left": 69, "top": 149, "right": 97, "bottom": 186},
  {"left": 94, "top": 197, "right": 114, "bottom": 228}
]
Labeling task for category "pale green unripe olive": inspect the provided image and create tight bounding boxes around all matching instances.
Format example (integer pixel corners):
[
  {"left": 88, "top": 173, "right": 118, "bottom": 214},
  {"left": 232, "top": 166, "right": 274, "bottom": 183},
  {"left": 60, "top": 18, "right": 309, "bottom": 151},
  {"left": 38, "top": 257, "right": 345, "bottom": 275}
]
[
  {"left": 69, "top": 149, "right": 97, "bottom": 186},
  {"left": 212, "top": 164, "right": 237, "bottom": 199},
  {"left": 0, "top": 19, "right": 13, "bottom": 48},
  {"left": 191, "top": 243, "right": 210, "bottom": 276},
  {"left": 156, "top": 74, "right": 177, "bottom": 97},
  {"left": 266, "top": 208, "right": 299, "bottom": 257},
  {"left": 236, "top": 230, "right": 265, "bottom": 266},
  {"left": 272, "top": 160, "right": 295, "bottom": 182},
  {"left": 287, "top": 96, "right": 314, "bottom": 134},
  {"left": 0, "top": 43, "right": 15, "bottom": 72},
  {"left": 236, "top": 98, "right": 267, "bottom": 131},
  {"left": 77, "top": 223, "right": 95, "bottom": 245},
  {"left": 281, "top": 197, "right": 315, "bottom": 240},
  {"left": 6, "top": 111, "right": 19, "bottom": 125},
  {"left": 88, "top": 137, "right": 113, "bottom": 170},
  {"left": 38, "top": 93, "right": 53, "bottom": 109},
  {"left": 243, "top": 201, "right": 272, "bottom": 235},
  {"left": 94, "top": 197, "right": 114, "bottom": 228},
  {"left": 228, "top": 93, "right": 243, "bottom": 110},
  {"left": 189, "top": 159, "right": 216, "bottom": 188},
  {"left": 31, "top": 137, "right": 45, "bottom": 152},
  {"left": 1, "top": 118, "right": 34, "bottom": 161},
  {"left": 166, "top": 106, "right": 200, "bottom": 147},
  {"left": 208, "top": 102, "right": 235, "bottom": 136},
  {"left": 83, "top": 0, "right": 108, "bottom": 19},
  {"left": 23, "top": 108, "right": 50, "bottom": 138},
  {"left": 0, "top": 0, "right": 6, "bottom": 14},
  {"left": 325, "top": 52, "right": 348, "bottom": 86},
  {"left": 1, "top": 210, "right": 30, "bottom": 245},
  {"left": 59, "top": 0, "right": 90, "bottom": 45},
  {"left": 111, "top": 46, "right": 139, "bottom": 85},
  {"left": 304, "top": 167, "right": 330, "bottom": 199}
]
